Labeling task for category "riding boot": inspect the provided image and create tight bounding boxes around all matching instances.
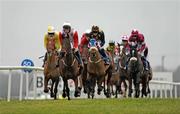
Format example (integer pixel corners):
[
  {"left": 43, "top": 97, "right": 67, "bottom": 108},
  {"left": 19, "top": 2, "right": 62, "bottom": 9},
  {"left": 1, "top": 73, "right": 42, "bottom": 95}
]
[
  {"left": 74, "top": 51, "right": 84, "bottom": 72},
  {"left": 42, "top": 52, "right": 48, "bottom": 67},
  {"left": 141, "top": 56, "right": 148, "bottom": 71},
  {"left": 99, "top": 48, "right": 110, "bottom": 65}
]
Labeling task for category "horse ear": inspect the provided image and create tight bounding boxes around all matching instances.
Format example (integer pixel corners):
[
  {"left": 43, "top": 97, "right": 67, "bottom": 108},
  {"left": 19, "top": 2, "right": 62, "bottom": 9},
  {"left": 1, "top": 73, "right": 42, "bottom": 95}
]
[{"left": 117, "top": 43, "right": 120, "bottom": 47}]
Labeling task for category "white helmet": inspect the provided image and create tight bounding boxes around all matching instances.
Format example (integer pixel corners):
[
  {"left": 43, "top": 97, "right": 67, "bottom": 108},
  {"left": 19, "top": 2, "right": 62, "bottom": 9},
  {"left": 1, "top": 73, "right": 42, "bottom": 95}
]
[
  {"left": 63, "top": 22, "right": 71, "bottom": 29},
  {"left": 121, "top": 35, "right": 129, "bottom": 41}
]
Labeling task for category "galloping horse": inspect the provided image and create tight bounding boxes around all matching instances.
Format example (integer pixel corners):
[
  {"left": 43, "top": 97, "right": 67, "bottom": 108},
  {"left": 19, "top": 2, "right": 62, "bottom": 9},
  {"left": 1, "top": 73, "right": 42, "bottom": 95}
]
[
  {"left": 44, "top": 50, "right": 60, "bottom": 100},
  {"left": 87, "top": 39, "right": 112, "bottom": 99},
  {"left": 59, "top": 37, "right": 82, "bottom": 100},
  {"left": 127, "top": 45, "right": 143, "bottom": 98},
  {"left": 141, "top": 62, "right": 153, "bottom": 97},
  {"left": 118, "top": 45, "right": 128, "bottom": 97},
  {"left": 80, "top": 45, "right": 89, "bottom": 93}
]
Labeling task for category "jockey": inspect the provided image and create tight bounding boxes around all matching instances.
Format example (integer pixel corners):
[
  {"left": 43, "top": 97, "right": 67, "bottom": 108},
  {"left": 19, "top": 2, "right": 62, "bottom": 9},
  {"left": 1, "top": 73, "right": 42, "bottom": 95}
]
[
  {"left": 121, "top": 35, "right": 130, "bottom": 56},
  {"left": 129, "top": 29, "right": 149, "bottom": 70},
  {"left": 59, "top": 22, "right": 83, "bottom": 69},
  {"left": 79, "top": 29, "right": 91, "bottom": 53},
  {"left": 106, "top": 40, "right": 115, "bottom": 53},
  {"left": 43, "top": 25, "right": 60, "bottom": 67},
  {"left": 89, "top": 25, "right": 110, "bottom": 65}
]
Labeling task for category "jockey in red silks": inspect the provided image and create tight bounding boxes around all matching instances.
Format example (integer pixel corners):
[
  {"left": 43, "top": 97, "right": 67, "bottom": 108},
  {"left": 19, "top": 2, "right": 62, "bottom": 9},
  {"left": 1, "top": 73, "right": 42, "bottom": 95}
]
[
  {"left": 43, "top": 25, "right": 61, "bottom": 67},
  {"left": 79, "top": 29, "right": 91, "bottom": 53},
  {"left": 129, "top": 29, "right": 149, "bottom": 70},
  {"left": 59, "top": 22, "right": 83, "bottom": 69}
]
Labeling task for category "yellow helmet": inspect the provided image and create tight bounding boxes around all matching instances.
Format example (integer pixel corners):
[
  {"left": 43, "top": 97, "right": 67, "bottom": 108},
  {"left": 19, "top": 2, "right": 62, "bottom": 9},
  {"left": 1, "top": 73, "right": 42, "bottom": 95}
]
[{"left": 47, "top": 25, "right": 55, "bottom": 33}]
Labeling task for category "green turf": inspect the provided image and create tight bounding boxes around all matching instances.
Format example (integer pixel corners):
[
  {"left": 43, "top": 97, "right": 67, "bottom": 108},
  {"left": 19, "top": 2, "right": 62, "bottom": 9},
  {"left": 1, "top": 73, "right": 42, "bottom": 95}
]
[{"left": 0, "top": 98, "right": 180, "bottom": 114}]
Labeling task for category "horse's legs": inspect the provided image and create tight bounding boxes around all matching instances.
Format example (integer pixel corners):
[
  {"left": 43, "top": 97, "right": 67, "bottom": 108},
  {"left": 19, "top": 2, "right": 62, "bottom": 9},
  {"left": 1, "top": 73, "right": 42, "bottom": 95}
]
[
  {"left": 64, "top": 79, "right": 70, "bottom": 100},
  {"left": 44, "top": 76, "right": 50, "bottom": 93},
  {"left": 74, "top": 77, "right": 81, "bottom": 97},
  {"left": 62, "top": 78, "right": 67, "bottom": 98},
  {"left": 54, "top": 77, "right": 59, "bottom": 100},
  {"left": 97, "top": 76, "right": 104, "bottom": 95},
  {"left": 123, "top": 80, "right": 127, "bottom": 97},
  {"left": 50, "top": 79, "right": 55, "bottom": 98},
  {"left": 128, "top": 76, "right": 133, "bottom": 97},
  {"left": 106, "top": 71, "right": 112, "bottom": 98}
]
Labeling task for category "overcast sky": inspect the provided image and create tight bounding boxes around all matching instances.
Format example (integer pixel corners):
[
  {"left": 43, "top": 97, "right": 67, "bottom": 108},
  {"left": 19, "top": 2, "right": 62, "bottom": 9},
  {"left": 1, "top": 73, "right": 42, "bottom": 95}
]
[{"left": 0, "top": 0, "right": 179, "bottom": 71}]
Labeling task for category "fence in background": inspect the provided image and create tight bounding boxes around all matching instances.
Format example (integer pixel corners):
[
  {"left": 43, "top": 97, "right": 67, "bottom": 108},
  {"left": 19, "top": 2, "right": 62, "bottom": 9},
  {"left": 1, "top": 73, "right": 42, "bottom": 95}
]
[{"left": 0, "top": 66, "right": 180, "bottom": 101}]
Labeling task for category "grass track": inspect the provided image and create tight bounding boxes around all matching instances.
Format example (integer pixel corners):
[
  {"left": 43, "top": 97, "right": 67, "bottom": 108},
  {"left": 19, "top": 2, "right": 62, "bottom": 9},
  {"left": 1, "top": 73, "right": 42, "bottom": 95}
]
[{"left": 0, "top": 98, "right": 180, "bottom": 114}]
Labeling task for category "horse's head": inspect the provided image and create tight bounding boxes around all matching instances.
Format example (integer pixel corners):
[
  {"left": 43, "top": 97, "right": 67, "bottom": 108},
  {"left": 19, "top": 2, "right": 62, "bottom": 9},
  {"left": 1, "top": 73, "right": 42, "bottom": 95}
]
[
  {"left": 45, "top": 50, "right": 58, "bottom": 71},
  {"left": 61, "top": 36, "right": 74, "bottom": 66},
  {"left": 81, "top": 45, "right": 89, "bottom": 63},
  {"left": 129, "top": 45, "right": 138, "bottom": 62},
  {"left": 119, "top": 45, "right": 127, "bottom": 69},
  {"left": 89, "top": 46, "right": 99, "bottom": 59}
]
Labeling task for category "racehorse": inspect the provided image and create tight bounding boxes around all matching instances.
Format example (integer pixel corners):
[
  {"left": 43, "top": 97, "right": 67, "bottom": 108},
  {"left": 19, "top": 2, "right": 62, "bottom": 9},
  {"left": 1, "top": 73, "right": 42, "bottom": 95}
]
[
  {"left": 118, "top": 45, "right": 128, "bottom": 97},
  {"left": 141, "top": 62, "right": 153, "bottom": 97},
  {"left": 79, "top": 44, "right": 89, "bottom": 94},
  {"left": 127, "top": 45, "right": 144, "bottom": 98},
  {"left": 86, "top": 39, "right": 112, "bottom": 99},
  {"left": 43, "top": 50, "right": 60, "bottom": 100},
  {"left": 59, "top": 37, "right": 82, "bottom": 100}
]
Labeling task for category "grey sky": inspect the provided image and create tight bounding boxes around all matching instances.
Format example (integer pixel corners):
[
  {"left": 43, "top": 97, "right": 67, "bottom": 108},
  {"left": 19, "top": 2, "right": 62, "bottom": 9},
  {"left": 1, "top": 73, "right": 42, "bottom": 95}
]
[{"left": 0, "top": 0, "right": 180, "bottom": 70}]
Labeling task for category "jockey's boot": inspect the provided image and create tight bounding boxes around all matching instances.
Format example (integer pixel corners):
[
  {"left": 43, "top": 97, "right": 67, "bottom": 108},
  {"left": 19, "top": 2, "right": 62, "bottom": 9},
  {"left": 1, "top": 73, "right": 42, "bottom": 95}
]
[
  {"left": 142, "top": 57, "right": 149, "bottom": 71},
  {"left": 42, "top": 52, "right": 47, "bottom": 67},
  {"left": 74, "top": 51, "right": 84, "bottom": 72},
  {"left": 99, "top": 48, "right": 110, "bottom": 65}
]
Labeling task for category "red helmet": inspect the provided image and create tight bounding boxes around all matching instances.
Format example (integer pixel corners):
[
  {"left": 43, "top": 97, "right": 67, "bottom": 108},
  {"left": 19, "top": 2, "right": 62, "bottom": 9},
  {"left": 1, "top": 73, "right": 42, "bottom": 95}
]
[
  {"left": 131, "top": 29, "right": 139, "bottom": 35},
  {"left": 139, "top": 34, "right": 144, "bottom": 42}
]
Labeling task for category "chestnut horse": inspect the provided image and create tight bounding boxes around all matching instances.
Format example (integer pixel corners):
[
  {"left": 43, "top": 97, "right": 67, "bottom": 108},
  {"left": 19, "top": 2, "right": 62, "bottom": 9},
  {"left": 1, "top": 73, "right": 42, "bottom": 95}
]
[
  {"left": 86, "top": 39, "right": 112, "bottom": 99},
  {"left": 43, "top": 50, "right": 60, "bottom": 100}
]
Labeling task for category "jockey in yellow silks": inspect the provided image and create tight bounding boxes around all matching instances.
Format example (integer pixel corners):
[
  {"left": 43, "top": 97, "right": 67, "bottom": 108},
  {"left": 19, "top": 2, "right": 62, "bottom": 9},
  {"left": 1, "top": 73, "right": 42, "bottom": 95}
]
[{"left": 42, "top": 25, "right": 61, "bottom": 67}]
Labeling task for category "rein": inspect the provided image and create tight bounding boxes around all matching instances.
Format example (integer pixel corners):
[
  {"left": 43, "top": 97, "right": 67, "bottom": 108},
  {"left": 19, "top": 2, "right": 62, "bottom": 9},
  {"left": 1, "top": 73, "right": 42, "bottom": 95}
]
[{"left": 88, "top": 57, "right": 102, "bottom": 64}]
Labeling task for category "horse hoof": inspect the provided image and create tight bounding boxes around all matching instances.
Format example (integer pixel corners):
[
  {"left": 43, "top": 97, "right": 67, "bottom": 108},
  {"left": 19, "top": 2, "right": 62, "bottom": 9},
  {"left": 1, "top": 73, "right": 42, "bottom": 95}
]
[
  {"left": 97, "top": 91, "right": 101, "bottom": 95},
  {"left": 84, "top": 89, "right": 87, "bottom": 94},
  {"left": 62, "top": 93, "right": 66, "bottom": 98},
  {"left": 78, "top": 87, "right": 82, "bottom": 91},
  {"left": 44, "top": 89, "right": 49, "bottom": 93},
  {"left": 50, "top": 93, "right": 55, "bottom": 98}
]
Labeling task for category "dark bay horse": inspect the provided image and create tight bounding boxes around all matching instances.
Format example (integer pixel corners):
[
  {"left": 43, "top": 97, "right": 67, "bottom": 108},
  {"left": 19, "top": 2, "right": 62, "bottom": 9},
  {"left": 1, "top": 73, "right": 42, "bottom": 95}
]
[
  {"left": 59, "top": 37, "right": 82, "bottom": 100},
  {"left": 127, "top": 45, "right": 143, "bottom": 98},
  {"left": 87, "top": 42, "right": 112, "bottom": 99},
  {"left": 141, "top": 63, "right": 153, "bottom": 97},
  {"left": 44, "top": 50, "right": 60, "bottom": 100}
]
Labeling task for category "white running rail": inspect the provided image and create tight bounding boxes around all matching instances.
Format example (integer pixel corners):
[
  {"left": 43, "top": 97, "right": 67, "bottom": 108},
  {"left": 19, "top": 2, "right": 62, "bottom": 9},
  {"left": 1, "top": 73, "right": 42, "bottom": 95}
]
[
  {"left": 0, "top": 66, "right": 180, "bottom": 101},
  {"left": 0, "top": 66, "right": 43, "bottom": 102},
  {"left": 149, "top": 80, "right": 180, "bottom": 98}
]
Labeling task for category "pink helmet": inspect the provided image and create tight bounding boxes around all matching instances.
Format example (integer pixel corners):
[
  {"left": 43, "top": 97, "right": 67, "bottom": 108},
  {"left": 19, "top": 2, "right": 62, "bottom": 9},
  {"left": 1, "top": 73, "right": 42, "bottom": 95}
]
[
  {"left": 121, "top": 35, "right": 129, "bottom": 41},
  {"left": 131, "top": 29, "right": 139, "bottom": 35}
]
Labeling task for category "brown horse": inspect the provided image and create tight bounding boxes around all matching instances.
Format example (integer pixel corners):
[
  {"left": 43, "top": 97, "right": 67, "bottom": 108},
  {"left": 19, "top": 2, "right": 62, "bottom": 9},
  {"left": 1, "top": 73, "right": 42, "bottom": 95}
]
[
  {"left": 43, "top": 50, "right": 60, "bottom": 99},
  {"left": 118, "top": 45, "right": 128, "bottom": 97},
  {"left": 106, "top": 48, "right": 120, "bottom": 98},
  {"left": 79, "top": 45, "right": 89, "bottom": 94},
  {"left": 141, "top": 63, "right": 153, "bottom": 97},
  {"left": 87, "top": 46, "right": 112, "bottom": 99},
  {"left": 59, "top": 37, "right": 82, "bottom": 100}
]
